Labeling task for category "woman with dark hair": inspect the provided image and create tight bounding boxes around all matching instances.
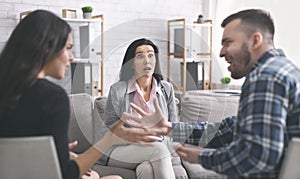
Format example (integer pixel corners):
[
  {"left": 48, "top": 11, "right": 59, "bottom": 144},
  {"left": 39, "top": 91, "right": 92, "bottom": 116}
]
[
  {"left": 102, "top": 38, "right": 178, "bottom": 179},
  {"left": 119, "top": 38, "right": 163, "bottom": 83},
  {"left": 0, "top": 10, "right": 156, "bottom": 179}
]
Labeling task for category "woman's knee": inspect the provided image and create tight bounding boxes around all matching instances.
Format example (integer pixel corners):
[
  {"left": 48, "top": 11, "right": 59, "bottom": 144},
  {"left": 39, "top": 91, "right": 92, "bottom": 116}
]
[
  {"left": 136, "top": 161, "right": 154, "bottom": 178},
  {"left": 150, "top": 141, "right": 171, "bottom": 159}
]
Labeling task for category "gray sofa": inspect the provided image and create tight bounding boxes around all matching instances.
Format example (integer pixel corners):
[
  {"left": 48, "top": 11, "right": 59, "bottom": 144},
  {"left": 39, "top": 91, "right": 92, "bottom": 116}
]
[
  {"left": 68, "top": 93, "right": 227, "bottom": 179},
  {"left": 180, "top": 90, "right": 240, "bottom": 123}
]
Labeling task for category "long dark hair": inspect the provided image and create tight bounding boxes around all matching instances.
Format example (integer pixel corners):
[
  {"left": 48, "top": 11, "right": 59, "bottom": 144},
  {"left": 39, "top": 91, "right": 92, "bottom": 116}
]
[
  {"left": 0, "top": 10, "right": 71, "bottom": 114},
  {"left": 119, "top": 38, "right": 163, "bottom": 83}
]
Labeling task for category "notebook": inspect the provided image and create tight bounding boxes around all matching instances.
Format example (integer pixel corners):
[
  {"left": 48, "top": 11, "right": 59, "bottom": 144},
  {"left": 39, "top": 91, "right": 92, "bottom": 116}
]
[{"left": 0, "top": 136, "right": 62, "bottom": 179}]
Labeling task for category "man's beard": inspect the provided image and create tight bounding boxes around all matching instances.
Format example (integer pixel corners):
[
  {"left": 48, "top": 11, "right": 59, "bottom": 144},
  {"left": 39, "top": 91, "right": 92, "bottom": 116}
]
[{"left": 231, "top": 43, "right": 251, "bottom": 79}]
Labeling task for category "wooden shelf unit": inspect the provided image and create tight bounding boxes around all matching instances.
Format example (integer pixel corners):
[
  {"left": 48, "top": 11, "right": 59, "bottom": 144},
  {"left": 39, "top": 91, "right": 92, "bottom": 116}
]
[
  {"left": 63, "top": 14, "right": 104, "bottom": 96},
  {"left": 19, "top": 10, "right": 104, "bottom": 96},
  {"left": 167, "top": 18, "right": 213, "bottom": 95}
]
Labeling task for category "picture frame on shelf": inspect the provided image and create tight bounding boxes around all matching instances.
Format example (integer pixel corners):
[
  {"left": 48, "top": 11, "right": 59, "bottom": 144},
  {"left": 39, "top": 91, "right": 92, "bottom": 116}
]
[{"left": 62, "top": 9, "right": 77, "bottom": 19}]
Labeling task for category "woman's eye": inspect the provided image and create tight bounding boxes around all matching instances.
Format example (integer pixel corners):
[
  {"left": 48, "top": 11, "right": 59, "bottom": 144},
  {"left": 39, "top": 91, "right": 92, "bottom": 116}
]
[
  {"left": 67, "top": 45, "right": 73, "bottom": 50},
  {"left": 148, "top": 53, "right": 154, "bottom": 58},
  {"left": 136, "top": 55, "right": 144, "bottom": 59}
]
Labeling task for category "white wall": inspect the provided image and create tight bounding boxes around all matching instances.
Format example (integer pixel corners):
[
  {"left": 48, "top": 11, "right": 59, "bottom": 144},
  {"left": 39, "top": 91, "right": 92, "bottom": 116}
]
[
  {"left": 1, "top": 0, "right": 298, "bottom": 93},
  {"left": 0, "top": 0, "right": 208, "bottom": 95},
  {"left": 211, "top": 0, "right": 300, "bottom": 86}
]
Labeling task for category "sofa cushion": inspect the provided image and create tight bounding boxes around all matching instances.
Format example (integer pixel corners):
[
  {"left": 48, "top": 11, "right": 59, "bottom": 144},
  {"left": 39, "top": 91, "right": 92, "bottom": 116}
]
[
  {"left": 68, "top": 94, "right": 94, "bottom": 153},
  {"left": 93, "top": 96, "right": 108, "bottom": 142},
  {"left": 94, "top": 96, "right": 107, "bottom": 120},
  {"left": 182, "top": 160, "right": 227, "bottom": 179},
  {"left": 180, "top": 92, "right": 239, "bottom": 123}
]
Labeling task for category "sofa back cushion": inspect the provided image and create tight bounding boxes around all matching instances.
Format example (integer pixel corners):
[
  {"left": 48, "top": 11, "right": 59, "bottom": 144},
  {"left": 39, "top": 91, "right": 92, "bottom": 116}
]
[
  {"left": 181, "top": 94, "right": 239, "bottom": 123},
  {"left": 94, "top": 96, "right": 107, "bottom": 121}
]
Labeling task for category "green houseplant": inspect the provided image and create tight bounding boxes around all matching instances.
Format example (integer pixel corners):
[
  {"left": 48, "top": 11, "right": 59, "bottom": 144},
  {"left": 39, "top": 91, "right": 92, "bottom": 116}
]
[
  {"left": 220, "top": 77, "right": 231, "bottom": 84},
  {"left": 220, "top": 77, "right": 231, "bottom": 89},
  {"left": 81, "top": 6, "right": 93, "bottom": 19}
]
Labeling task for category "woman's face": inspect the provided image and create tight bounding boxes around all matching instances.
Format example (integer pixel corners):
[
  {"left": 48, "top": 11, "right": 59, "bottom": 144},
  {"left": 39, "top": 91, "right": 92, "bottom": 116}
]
[
  {"left": 133, "top": 45, "right": 156, "bottom": 80},
  {"left": 43, "top": 33, "right": 74, "bottom": 79}
]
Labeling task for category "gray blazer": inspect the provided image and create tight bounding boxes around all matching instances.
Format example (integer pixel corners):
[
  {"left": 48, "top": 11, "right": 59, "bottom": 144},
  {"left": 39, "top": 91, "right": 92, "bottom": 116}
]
[{"left": 104, "top": 80, "right": 178, "bottom": 128}]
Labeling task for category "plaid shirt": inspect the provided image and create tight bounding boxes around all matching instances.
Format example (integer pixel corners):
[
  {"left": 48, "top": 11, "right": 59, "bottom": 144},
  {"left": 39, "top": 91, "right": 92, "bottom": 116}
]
[{"left": 172, "top": 49, "right": 300, "bottom": 178}]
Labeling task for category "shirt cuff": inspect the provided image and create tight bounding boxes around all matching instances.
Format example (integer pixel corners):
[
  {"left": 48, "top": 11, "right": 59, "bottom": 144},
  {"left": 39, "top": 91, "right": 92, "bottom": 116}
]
[{"left": 199, "top": 149, "right": 215, "bottom": 170}]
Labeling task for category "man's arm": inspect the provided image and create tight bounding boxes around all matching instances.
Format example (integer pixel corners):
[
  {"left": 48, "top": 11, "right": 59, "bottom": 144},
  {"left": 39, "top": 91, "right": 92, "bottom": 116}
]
[
  {"left": 199, "top": 77, "right": 287, "bottom": 177},
  {"left": 172, "top": 116, "right": 236, "bottom": 147},
  {"left": 127, "top": 97, "right": 236, "bottom": 148}
]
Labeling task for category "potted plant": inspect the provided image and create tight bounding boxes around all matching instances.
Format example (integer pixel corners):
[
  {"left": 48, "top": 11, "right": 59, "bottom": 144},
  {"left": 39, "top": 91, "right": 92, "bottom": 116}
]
[
  {"left": 81, "top": 6, "right": 93, "bottom": 19},
  {"left": 197, "top": 14, "right": 203, "bottom": 23},
  {"left": 220, "top": 77, "right": 231, "bottom": 89}
]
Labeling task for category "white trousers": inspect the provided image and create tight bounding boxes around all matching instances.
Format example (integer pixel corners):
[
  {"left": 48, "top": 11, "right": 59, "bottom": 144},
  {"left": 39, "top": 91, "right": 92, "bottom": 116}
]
[{"left": 107, "top": 141, "right": 175, "bottom": 179}]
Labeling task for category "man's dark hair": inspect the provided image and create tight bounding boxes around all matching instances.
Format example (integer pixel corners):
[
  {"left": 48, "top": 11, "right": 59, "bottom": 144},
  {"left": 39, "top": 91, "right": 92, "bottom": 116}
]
[{"left": 221, "top": 9, "right": 275, "bottom": 43}]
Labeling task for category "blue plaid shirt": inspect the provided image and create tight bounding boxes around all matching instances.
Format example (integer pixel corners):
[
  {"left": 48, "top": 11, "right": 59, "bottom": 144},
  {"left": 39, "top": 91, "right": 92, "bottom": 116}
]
[{"left": 172, "top": 49, "right": 300, "bottom": 178}]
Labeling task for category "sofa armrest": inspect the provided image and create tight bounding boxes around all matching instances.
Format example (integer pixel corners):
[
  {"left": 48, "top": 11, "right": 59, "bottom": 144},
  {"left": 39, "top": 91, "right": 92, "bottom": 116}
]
[
  {"left": 93, "top": 96, "right": 108, "bottom": 142},
  {"left": 68, "top": 93, "right": 94, "bottom": 153}
]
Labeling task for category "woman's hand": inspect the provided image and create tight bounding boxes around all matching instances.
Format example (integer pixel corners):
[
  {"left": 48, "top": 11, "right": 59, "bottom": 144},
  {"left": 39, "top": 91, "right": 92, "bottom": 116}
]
[
  {"left": 122, "top": 98, "right": 172, "bottom": 136},
  {"left": 104, "top": 120, "right": 159, "bottom": 145},
  {"left": 69, "top": 141, "right": 100, "bottom": 179},
  {"left": 81, "top": 169, "right": 100, "bottom": 179},
  {"left": 69, "top": 140, "right": 79, "bottom": 159}
]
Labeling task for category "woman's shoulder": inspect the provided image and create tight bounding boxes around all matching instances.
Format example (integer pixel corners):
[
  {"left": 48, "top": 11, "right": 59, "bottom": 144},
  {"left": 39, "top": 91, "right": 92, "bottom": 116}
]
[
  {"left": 110, "top": 80, "right": 128, "bottom": 89},
  {"left": 20, "top": 79, "right": 69, "bottom": 113},
  {"left": 160, "top": 80, "right": 172, "bottom": 86},
  {"left": 159, "top": 80, "right": 173, "bottom": 91},
  {"left": 32, "top": 79, "right": 68, "bottom": 97}
]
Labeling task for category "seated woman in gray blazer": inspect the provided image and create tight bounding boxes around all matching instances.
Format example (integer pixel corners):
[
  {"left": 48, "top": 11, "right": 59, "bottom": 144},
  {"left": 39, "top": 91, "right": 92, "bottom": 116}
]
[{"left": 102, "top": 38, "right": 179, "bottom": 179}]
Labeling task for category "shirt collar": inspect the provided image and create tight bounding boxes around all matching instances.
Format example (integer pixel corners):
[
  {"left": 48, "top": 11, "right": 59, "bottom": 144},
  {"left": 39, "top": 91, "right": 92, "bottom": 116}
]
[
  {"left": 127, "top": 77, "right": 163, "bottom": 96},
  {"left": 256, "top": 49, "right": 285, "bottom": 66},
  {"left": 127, "top": 77, "right": 137, "bottom": 94},
  {"left": 249, "top": 48, "right": 286, "bottom": 74}
]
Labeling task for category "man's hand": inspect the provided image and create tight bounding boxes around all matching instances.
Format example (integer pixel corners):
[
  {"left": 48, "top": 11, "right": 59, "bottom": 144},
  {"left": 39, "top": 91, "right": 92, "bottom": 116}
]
[
  {"left": 173, "top": 143, "right": 202, "bottom": 164},
  {"left": 122, "top": 97, "right": 172, "bottom": 136}
]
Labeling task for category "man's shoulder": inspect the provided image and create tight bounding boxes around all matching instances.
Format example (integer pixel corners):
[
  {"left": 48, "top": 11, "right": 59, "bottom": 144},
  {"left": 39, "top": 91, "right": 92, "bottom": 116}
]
[{"left": 261, "top": 56, "right": 297, "bottom": 77}]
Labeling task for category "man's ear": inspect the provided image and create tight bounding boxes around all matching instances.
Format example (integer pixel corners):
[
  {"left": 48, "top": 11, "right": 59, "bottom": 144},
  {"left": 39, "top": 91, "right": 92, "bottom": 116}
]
[{"left": 251, "top": 32, "right": 263, "bottom": 49}]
